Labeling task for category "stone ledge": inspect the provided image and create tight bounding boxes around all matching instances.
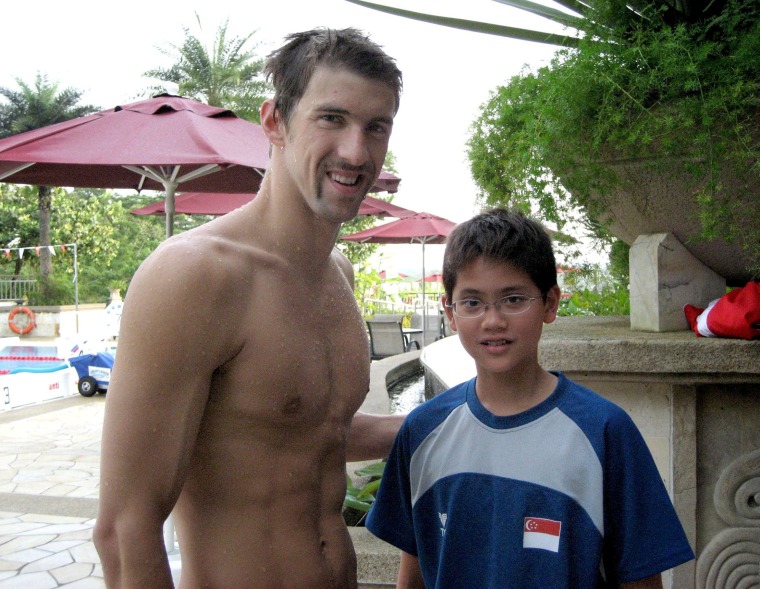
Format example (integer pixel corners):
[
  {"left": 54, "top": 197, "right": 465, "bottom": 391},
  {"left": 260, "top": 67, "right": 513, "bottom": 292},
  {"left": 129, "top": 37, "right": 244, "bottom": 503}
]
[
  {"left": 423, "top": 317, "right": 759, "bottom": 393},
  {"left": 540, "top": 316, "right": 760, "bottom": 378}
]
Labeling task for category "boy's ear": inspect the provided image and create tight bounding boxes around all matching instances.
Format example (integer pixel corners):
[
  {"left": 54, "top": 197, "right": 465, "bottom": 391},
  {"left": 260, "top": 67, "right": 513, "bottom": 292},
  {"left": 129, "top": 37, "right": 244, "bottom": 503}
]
[
  {"left": 260, "top": 99, "right": 286, "bottom": 147},
  {"left": 543, "top": 285, "right": 562, "bottom": 324},
  {"left": 441, "top": 295, "right": 458, "bottom": 332}
]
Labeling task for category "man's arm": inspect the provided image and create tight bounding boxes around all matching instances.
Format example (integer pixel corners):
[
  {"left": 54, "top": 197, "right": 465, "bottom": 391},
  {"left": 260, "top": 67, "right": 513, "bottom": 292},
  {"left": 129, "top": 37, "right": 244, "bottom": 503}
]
[
  {"left": 332, "top": 247, "right": 404, "bottom": 461},
  {"left": 621, "top": 574, "right": 662, "bottom": 589},
  {"left": 397, "top": 551, "right": 425, "bottom": 589},
  {"left": 93, "top": 242, "right": 238, "bottom": 588},
  {"left": 346, "top": 411, "right": 404, "bottom": 461}
]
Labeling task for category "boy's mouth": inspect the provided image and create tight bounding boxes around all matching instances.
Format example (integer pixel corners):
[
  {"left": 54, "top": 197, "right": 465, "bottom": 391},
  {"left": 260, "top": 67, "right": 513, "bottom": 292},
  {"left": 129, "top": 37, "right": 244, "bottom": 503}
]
[{"left": 482, "top": 338, "right": 510, "bottom": 346}]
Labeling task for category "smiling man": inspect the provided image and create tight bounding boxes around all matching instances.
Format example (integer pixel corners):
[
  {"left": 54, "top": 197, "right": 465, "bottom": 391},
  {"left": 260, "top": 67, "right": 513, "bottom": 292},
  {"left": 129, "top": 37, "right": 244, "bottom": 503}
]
[{"left": 94, "top": 28, "right": 404, "bottom": 589}]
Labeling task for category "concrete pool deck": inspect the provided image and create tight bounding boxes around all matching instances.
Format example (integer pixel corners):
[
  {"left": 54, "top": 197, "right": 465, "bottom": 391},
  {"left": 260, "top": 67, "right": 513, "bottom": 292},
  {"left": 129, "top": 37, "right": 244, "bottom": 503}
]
[{"left": 0, "top": 350, "right": 422, "bottom": 588}]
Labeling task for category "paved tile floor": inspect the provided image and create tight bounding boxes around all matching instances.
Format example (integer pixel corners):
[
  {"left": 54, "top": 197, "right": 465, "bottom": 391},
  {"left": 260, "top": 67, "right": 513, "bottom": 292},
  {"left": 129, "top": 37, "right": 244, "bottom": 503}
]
[{"left": 0, "top": 396, "right": 182, "bottom": 588}]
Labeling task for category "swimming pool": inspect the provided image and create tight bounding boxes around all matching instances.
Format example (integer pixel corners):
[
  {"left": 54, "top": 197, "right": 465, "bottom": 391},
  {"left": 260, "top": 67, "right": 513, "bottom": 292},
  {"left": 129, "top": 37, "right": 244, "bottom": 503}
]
[
  {"left": 0, "top": 345, "right": 66, "bottom": 374},
  {"left": 0, "top": 341, "right": 78, "bottom": 412}
]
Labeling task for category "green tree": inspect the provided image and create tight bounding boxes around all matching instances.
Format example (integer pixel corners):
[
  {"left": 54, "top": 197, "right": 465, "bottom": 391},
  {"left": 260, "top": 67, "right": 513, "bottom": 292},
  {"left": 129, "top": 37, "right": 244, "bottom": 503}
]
[
  {"left": 0, "top": 185, "right": 164, "bottom": 305},
  {"left": 0, "top": 73, "right": 98, "bottom": 287},
  {"left": 0, "top": 184, "right": 39, "bottom": 275},
  {"left": 144, "top": 16, "right": 271, "bottom": 123},
  {"left": 61, "top": 191, "right": 165, "bottom": 302}
]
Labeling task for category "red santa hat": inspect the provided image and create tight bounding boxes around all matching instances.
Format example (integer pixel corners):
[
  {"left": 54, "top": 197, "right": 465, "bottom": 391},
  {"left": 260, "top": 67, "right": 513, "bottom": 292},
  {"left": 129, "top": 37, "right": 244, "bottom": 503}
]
[{"left": 684, "top": 282, "right": 760, "bottom": 340}]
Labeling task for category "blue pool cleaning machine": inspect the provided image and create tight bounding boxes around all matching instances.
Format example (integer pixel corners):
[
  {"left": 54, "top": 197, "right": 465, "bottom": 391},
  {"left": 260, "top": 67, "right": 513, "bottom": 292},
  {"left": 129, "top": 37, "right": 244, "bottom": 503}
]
[{"left": 68, "top": 352, "right": 115, "bottom": 397}]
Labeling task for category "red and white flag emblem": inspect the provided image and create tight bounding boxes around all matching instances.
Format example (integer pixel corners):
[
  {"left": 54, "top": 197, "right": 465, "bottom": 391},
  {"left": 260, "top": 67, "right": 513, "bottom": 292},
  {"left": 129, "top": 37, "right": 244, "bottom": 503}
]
[{"left": 523, "top": 517, "right": 561, "bottom": 552}]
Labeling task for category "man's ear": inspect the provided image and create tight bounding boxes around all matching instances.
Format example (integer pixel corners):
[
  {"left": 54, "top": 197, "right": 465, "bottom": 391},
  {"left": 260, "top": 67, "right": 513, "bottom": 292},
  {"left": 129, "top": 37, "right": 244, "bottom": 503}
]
[
  {"left": 260, "top": 99, "right": 285, "bottom": 147},
  {"left": 442, "top": 295, "right": 458, "bottom": 333}
]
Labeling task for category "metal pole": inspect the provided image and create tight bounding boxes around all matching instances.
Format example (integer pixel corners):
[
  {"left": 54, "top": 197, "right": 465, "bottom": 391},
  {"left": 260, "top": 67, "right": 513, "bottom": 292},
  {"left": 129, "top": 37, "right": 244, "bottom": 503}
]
[
  {"left": 71, "top": 244, "right": 79, "bottom": 333},
  {"left": 421, "top": 240, "right": 427, "bottom": 347}
]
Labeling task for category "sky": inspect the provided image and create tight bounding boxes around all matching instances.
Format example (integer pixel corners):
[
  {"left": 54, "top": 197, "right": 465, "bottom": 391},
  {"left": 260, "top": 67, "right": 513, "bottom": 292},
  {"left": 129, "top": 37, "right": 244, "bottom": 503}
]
[{"left": 1, "top": 0, "right": 566, "bottom": 275}]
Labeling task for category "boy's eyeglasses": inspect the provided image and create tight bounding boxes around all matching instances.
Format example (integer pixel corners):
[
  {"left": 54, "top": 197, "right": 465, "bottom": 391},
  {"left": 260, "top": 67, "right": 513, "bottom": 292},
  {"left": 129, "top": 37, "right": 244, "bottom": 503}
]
[{"left": 446, "top": 295, "right": 543, "bottom": 318}]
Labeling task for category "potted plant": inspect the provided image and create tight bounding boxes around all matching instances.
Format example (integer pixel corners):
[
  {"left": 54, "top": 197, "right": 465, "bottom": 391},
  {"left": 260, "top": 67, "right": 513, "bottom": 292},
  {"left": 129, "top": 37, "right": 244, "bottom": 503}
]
[{"left": 466, "top": 0, "right": 759, "bottom": 283}]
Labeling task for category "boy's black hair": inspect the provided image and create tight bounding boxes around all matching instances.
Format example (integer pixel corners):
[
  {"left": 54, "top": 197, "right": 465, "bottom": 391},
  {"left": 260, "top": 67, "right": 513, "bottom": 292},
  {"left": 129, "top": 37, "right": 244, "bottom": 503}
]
[
  {"left": 264, "top": 27, "right": 403, "bottom": 126},
  {"left": 443, "top": 208, "right": 558, "bottom": 299}
]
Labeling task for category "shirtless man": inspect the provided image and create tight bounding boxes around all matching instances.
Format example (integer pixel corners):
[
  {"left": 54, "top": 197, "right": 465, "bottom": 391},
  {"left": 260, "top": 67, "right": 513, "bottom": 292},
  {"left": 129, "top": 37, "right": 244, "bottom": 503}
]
[{"left": 94, "top": 28, "right": 404, "bottom": 589}]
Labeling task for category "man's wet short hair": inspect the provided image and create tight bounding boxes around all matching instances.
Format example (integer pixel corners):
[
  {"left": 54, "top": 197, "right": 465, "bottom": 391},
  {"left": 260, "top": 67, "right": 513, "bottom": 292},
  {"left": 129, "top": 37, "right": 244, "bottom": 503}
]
[
  {"left": 443, "top": 208, "right": 558, "bottom": 299},
  {"left": 264, "top": 27, "right": 402, "bottom": 126}
]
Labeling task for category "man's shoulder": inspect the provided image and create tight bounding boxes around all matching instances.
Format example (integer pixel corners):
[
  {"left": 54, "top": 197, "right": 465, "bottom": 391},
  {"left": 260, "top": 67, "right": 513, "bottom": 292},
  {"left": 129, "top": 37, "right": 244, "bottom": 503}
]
[{"left": 330, "top": 247, "right": 354, "bottom": 284}]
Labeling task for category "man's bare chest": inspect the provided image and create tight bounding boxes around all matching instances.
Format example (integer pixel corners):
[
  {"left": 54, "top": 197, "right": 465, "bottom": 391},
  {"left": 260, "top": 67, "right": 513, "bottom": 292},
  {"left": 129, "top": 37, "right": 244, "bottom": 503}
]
[{"left": 207, "top": 283, "right": 371, "bottom": 429}]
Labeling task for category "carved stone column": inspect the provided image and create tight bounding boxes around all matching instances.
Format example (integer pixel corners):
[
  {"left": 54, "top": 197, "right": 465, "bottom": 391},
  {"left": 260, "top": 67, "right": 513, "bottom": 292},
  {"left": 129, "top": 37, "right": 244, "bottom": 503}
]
[{"left": 696, "top": 449, "right": 760, "bottom": 588}]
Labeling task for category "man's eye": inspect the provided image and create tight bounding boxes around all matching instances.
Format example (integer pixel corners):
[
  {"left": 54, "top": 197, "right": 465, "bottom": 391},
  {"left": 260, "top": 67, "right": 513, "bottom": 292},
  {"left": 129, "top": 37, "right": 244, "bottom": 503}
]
[{"left": 368, "top": 122, "right": 390, "bottom": 135}]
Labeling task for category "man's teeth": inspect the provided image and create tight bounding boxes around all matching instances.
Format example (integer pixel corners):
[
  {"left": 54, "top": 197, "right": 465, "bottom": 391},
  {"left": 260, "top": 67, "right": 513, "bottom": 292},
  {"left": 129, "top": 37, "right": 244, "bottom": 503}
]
[
  {"left": 331, "top": 173, "right": 358, "bottom": 186},
  {"left": 484, "top": 340, "right": 508, "bottom": 346}
]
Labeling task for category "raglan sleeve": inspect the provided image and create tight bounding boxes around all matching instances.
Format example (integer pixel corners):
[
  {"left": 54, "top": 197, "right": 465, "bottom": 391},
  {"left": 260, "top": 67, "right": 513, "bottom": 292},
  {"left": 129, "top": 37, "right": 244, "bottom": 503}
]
[
  {"left": 601, "top": 408, "right": 695, "bottom": 584},
  {"left": 365, "top": 419, "right": 419, "bottom": 556}
]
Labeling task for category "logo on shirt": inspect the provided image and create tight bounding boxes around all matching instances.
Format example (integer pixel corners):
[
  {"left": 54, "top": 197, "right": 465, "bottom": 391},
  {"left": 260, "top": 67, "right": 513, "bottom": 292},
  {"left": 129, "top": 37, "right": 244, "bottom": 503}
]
[
  {"left": 523, "top": 517, "right": 562, "bottom": 553},
  {"left": 439, "top": 512, "right": 447, "bottom": 536}
]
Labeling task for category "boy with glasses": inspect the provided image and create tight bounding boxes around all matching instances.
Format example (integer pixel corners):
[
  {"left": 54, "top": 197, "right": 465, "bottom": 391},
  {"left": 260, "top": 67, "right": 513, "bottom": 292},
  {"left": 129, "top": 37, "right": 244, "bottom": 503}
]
[{"left": 366, "top": 208, "right": 694, "bottom": 588}]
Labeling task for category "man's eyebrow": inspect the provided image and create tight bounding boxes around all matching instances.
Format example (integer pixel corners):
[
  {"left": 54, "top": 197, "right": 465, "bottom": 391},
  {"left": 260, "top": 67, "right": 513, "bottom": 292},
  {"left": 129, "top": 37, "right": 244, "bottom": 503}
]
[
  {"left": 314, "top": 103, "right": 348, "bottom": 114},
  {"left": 314, "top": 103, "right": 394, "bottom": 127}
]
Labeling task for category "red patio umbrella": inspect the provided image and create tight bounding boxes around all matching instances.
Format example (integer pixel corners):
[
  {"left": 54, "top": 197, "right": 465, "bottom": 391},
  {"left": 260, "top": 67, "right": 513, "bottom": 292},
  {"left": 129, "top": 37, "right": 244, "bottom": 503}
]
[
  {"left": 341, "top": 212, "right": 457, "bottom": 342},
  {"left": 130, "top": 192, "right": 414, "bottom": 218},
  {"left": 357, "top": 195, "right": 415, "bottom": 218},
  {"left": 420, "top": 272, "right": 444, "bottom": 283},
  {"left": 130, "top": 192, "right": 255, "bottom": 216},
  {"left": 0, "top": 94, "right": 273, "bottom": 237}
]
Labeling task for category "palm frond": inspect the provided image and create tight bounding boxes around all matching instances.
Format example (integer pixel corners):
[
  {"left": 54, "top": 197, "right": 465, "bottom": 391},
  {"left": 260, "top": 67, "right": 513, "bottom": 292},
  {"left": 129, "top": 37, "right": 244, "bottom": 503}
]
[{"left": 345, "top": 0, "right": 581, "bottom": 47}]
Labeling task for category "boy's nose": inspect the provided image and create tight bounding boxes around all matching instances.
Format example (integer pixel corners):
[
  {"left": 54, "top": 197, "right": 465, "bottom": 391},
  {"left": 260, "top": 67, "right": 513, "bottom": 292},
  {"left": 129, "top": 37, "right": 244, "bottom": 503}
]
[{"left": 481, "top": 304, "right": 508, "bottom": 326}]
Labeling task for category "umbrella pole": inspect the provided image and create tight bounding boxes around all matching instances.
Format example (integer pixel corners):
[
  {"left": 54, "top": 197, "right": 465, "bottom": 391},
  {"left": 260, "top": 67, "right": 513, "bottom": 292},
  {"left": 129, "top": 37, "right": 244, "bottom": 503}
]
[
  {"left": 73, "top": 243, "right": 79, "bottom": 334},
  {"left": 421, "top": 240, "right": 426, "bottom": 347},
  {"left": 165, "top": 184, "right": 177, "bottom": 238}
]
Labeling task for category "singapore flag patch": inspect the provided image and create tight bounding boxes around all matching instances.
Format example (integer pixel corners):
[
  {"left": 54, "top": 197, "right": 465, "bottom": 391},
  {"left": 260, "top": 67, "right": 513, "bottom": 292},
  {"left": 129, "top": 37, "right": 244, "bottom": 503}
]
[{"left": 523, "top": 517, "right": 562, "bottom": 552}]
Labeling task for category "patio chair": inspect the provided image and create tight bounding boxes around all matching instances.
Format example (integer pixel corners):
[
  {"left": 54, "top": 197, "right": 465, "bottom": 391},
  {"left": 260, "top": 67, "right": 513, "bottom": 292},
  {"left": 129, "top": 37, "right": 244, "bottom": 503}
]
[
  {"left": 368, "top": 313, "right": 405, "bottom": 323},
  {"left": 366, "top": 320, "right": 420, "bottom": 360},
  {"left": 410, "top": 312, "right": 446, "bottom": 347}
]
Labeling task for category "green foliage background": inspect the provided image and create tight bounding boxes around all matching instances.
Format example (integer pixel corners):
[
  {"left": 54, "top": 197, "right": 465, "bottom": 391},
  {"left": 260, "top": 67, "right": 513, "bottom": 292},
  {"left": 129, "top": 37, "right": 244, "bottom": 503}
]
[{"left": 467, "top": 0, "right": 760, "bottom": 276}]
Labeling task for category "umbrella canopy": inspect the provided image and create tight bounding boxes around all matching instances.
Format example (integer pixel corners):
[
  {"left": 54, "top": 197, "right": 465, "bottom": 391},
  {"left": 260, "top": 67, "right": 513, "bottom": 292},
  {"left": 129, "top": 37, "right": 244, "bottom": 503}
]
[
  {"left": 357, "top": 195, "right": 415, "bottom": 218},
  {"left": 131, "top": 192, "right": 255, "bottom": 216},
  {"left": 0, "top": 94, "right": 271, "bottom": 237},
  {"left": 342, "top": 212, "right": 457, "bottom": 343},
  {"left": 420, "top": 272, "right": 444, "bottom": 283},
  {"left": 341, "top": 212, "right": 456, "bottom": 245},
  {"left": 130, "top": 192, "right": 413, "bottom": 218}
]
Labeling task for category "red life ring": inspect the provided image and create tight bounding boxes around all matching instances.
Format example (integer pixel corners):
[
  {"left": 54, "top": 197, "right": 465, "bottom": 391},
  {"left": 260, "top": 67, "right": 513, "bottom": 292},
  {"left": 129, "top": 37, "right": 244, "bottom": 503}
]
[{"left": 8, "top": 306, "right": 35, "bottom": 335}]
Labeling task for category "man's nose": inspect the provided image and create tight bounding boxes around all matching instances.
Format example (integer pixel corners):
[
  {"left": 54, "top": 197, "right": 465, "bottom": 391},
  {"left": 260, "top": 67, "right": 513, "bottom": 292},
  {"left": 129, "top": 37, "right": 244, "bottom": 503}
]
[{"left": 337, "top": 127, "right": 370, "bottom": 166}]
